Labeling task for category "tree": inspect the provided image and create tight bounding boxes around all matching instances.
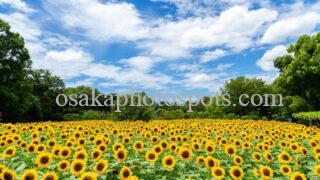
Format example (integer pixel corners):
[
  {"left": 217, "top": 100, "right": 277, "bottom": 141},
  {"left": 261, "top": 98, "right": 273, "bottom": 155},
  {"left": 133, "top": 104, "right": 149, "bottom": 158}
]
[
  {"left": 274, "top": 33, "right": 320, "bottom": 109},
  {"left": 0, "top": 19, "right": 33, "bottom": 122},
  {"left": 221, "top": 76, "right": 273, "bottom": 117},
  {"left": 26, "top": 69, "right": 65, "bottom": 121}
]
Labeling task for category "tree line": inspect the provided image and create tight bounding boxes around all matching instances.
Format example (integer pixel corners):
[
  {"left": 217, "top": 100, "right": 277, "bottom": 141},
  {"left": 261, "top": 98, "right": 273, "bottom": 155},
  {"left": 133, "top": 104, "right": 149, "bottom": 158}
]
[{"left": 1, "top": 19, "right": 319, "bottom": 123}]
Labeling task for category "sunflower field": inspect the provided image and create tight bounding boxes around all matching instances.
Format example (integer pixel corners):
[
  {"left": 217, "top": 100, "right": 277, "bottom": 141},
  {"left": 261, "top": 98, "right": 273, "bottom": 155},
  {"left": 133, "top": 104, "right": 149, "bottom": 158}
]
[{"left": 0, "top": 120, "right": 319, "bottom": 180}]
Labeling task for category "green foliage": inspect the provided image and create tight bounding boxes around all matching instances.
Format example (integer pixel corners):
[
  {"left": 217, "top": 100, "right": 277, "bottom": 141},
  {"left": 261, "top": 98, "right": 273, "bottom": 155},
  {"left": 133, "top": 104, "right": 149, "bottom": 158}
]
[
  {"left": 0, "top": 19, "right": 33, "bottom": 122},
  {"left": 274, "top": 32, "right": 320, "bottom": 109},
  {"left": 25, "top": 69, "right": 65, "bottom": 121},
  {"left": 293, "top": 111, "right": 320, "bottom": 125}
]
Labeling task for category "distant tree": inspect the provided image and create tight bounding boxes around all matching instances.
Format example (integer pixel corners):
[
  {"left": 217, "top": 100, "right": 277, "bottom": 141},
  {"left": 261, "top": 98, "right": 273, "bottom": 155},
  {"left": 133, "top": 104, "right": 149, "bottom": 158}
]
[
  {"left": 221, "top": 76, "right": 273, "bottom": 117},
  {"left": 112, "top": 92, "right": 155, "bottom": 121},
  {"left": 0, "top": 19, "right": 33, "bottom": 122},
  {"left": 274, "top": 33, "right": 320, "bottom": 109},
  {"left": 26, "top": 69, "right": 65, "bottom": 121}
]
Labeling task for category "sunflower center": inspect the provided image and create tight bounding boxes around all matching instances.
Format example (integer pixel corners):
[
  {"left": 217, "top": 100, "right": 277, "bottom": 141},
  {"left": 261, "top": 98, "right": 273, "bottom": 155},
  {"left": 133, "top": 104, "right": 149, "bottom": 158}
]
[
  {"left": 166, "top": 159, "right": 173, "bottom": 165},
  {"left": 74, "top": 163, "right": 83, "bottom": 171},
  {"left": 44, "top": 175, "right": 54, "bottom": 180},
  {"left": 25, "top": 174, "right": 35, "bottom": 180},
  {"left": 233, "top": 170, "right": 241, "bottom": 177},
  {"left": 40, "top": 156, "right": 49, "bottom": 164},
  {"left": 97, "top": 164, "right": 104, "bottom": 171},
  {"left": 182, "top": 151, "right": 190, "bottom": 158},
  {"left": 118, "top": 152, "right": 124, "bottom": 159},
  {"left": 4, "top": 172, "right": 13, "bottom": 180},
  {"left": 135, "top": 143, "right": 141, "bottom": 148},
  {"left": 228, "top": 148, "right": 234, "bottom": 154},
  {"left": 123, "top": 170, "right": 130, "bottom": 178},
  {"left": 294, "top": 175, "right": 303, "bottom": 180},
  {"left": 208, "top": 160, "right": 215, "bottom": 167},
  {"left": 148, "top": 153, "right": 155, "bottom": 159},
  {"left": 263, "top": 169, "right": 270, "bottom": 176},
  {"left": 282, "top": 155, "right": 289, "bottom": 161},
  {"left": 6, "top": 149, "right": 13, "bottom": 155},
  {"left": 93, "top": 152, "right": 100, "bottom": 158},
  {"left": 215, "top": 169, "right": 223, "bottom": 176},
  {"left": 60, "top": 163, "right": 67, "bottom": 169}
]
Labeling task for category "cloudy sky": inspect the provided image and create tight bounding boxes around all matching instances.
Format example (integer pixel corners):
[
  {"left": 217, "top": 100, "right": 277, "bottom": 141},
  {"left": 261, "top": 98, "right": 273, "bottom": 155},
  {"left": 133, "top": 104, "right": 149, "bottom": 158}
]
[{"left": 0, "top": 0, "right": 319, "bottom": 95}]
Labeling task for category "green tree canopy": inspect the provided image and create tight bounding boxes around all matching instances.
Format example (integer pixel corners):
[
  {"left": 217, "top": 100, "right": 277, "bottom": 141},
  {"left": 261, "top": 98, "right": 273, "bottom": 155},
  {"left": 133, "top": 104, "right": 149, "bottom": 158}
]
[
  {"left": 0, "top": 19, "right": 33, "bottom": 121},
  {"left": 274, "top": 33, "right": 320, "bottom": 109},
  {"left": 26, "top": 69, "right": 65, "bottom": 121}
]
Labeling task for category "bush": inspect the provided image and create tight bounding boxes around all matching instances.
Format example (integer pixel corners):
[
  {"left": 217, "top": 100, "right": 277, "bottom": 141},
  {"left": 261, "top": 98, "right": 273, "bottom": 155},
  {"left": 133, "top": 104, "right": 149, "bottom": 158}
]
[
  {"left": 81, "top": 110, "right": 106, "bottom": 120},
  {"left": 62, "top": 113, "right": 81, "bottom": 121},
  {"left": 293, "top": 111, "right": 320, "bottom": 126}
]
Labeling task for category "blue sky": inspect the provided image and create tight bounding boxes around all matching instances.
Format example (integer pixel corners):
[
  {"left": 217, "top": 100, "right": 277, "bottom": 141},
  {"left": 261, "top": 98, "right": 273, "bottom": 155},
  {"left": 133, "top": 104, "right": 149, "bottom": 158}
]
[{"left": 0, "top": 0, "right": 320, "bottom": 96}]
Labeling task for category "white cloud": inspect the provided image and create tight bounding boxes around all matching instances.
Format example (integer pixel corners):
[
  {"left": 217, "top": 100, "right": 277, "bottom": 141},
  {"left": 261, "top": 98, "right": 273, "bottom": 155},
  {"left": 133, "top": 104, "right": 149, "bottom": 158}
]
[
  {"left": 181, "top": 72, "right": 228, "bottom": 92},
  {"left": 216, "top": 63, "right": 234, "bottom": 71},
  {"left": 82, "top": 62, "right": 173, "bottom": 89},
  {"left": 256, "top": 45, "right": 287, "bottom": 71},
  {"left": 45, "top": 0, "right": 148, "bottom": 42},
  {"left": 0, "top": 13, "right": 41, "bottom": 41},
  {"left": 261, "top": 12, "right": 320, "bottom": 44},
  {"left": 200, "top": 49, "right": 228, "bottom": 63},
  {"left": 152, "top": 0, "right": 271, "bottom": 17},
  {"left": 41, "top": 48, "right": 93, "bottom": 79},
  {"left": 142, "top": 6, "right": 277, "bottom": 58},
  {"left": 120, "top": 56, "right": 157, "bottom": 72},
  {"left": 0, "top": 0, "right": 34, "bottom": 13}
]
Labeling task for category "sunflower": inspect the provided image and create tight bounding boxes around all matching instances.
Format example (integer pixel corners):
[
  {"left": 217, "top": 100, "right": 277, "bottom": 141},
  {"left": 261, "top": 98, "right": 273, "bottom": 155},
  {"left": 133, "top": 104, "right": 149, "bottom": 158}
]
[
  {"left": 114, "top": 148, "right": 128, "bottom": 162},
  {"left": 3, "top": 146, "right": 16, "bottom": 158},
  {"left": 91, "top": 149, "right": 102, "bottom": 160},
  {"left": 162, "top": 155, "right": 176, "bottom": 170},
  {"left": 211, "top": 167, "right": 225, "bottom": 180},
  {"left": 152, "top": 145, "right": 163, "bottom": 154},
  {"left": 196, "top": 156, "right": 205, "bottom": 167},
  {"left": 205, "top": 156, "right": 219, "bottom": 169},
  {"left": 112, "top": 142, "right": 124, "bottom": 152},
  {"left": 278, "top": 151, "right": 291, "bottom": 164},
  {"left": 57, "top": 160, "right": 70, "bottom": 172},
  {"left": 47, "top": 139, "right": 56, "bottom": 148},
  {"left": 233, "top": 155, "right": 243, "bottom": 165},
  {"left": 289, "top": 143, "right": 299, "bottom": 152},
  {"left": 79, "top": 172, "right": 97, "bottom": 180},
  {"left": 192, "top": 142, "right": 201, "bottom": 151},
  {"left": 27, "top": 144, "right": 36, "bottom": 153},
  {"left": 73, "top": 150, "right": 88, "bottom": 161},
  {"left": 169, "top": 143, "right": 178, "bottom": 152},
  {"left": 36, "top": 144, "right": 46, "bottom": 153},
  {"left": 205, "top": 143, "right": 215, "bottom": 154},
  {"left": 225, "top": 145, "right": 236, "bottom": 156},
  {"left": 1, "top": 168, "right": 17, "bottom": 180},
  {"left": 280, "top": 165, "right": 292, "bottom": 176},
  {"left": 145, "top": 150, "right": 158, "bottom": 163},
  {"left": 260, "top": 166, "right": 273, "bottom": 180},
  {"left": 290, "top": 172, "right": 306, "bottom": 180},
  {"left": 133, "top": 141, "right": 144, "bottom": 152},
  {"left": 229, "top": 166, "right": 244, "bottom": 180},
  {"left": 70, "top": 160, "right": 87, "bottom": 175},
  {"left": 252, "top": 152, "right": 262, "bottom": 162},
  {"left": 313, "top": 164, "right": 320, "bottom": 176},
  {"left": 159, "top": 140, "right": 168, "bottom": 149},
  {"left": 36, "top": 153, "right": 52, "bottom": 168},
  {"left": 60, "top": 147, "right": 71, "bottom": 159},
  {"left": 179, "top": 148, "right": 192, "bottom": 161},
  {"left": 42, "top": 172, "right": 58, "bottom": 180},
  {"left": 264, "top": 153, "right": 273, "bottom": 162},
  {"left": 21, "top": 169, "right": 38, "bottom": 180},
  {"left": 94, "top": 159, "right": 109, "bottom": 174},
  {"left": 119, "top": 166, "right": 132, "bottom": 180}
]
